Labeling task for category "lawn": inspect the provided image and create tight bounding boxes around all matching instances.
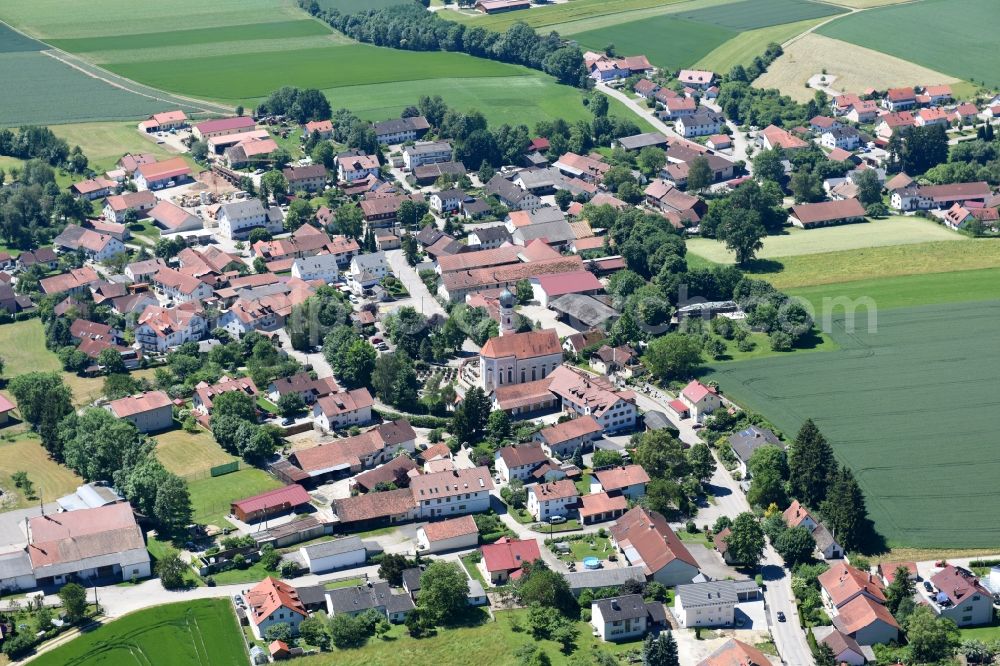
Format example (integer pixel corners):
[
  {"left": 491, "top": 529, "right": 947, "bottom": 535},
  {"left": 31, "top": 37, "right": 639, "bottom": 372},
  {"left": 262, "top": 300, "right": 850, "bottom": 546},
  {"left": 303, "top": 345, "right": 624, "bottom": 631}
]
[
  {"left": 718, "top": 239, "right": 1000, "bottom": 290},
  {"left": 818, "top": 0, "right": 1000, "bottom": 87},
  {"left": 325, "top": 577, "right": 365, "bottom": 590},
  {"left": 298, "top": 608, "right": 643, "bottom": 666},
  {"left": 755, "top": 33, "right": 961, "bottom": 103},
  {"left": 460, "top": 554, "right": 488, "bottom": 588},
  {"left": 0, "top": 434, "right": 83, "bottom": 510},
  {"left": 49, "top": 121, "right": 183, "bottom": 173},
  {"left": 670, "top": 0, "right": 845, "bottom": 31},
  {"left": 555, "top": 535, "right": 613, "bottom": 562},
  {"left": 31, "top": 599, "right": 246, "bottom": 666},
  {"left": 154, "top": 427, "right": 239, "bottom": 478},
  {"left": 685, "top": 217, "right": 962, "bottom": 264},
  {"left": 187, "top": 468, "right": 283, "bottom": 530},
  {"left": 572, "top": 16, "right": 735, "bottom": 71},
  {"left": 703, "top": 299, "right": 1000, "bottom": 548},
  {"left": 785, "top": 267, "right": 1000, "bottom": 312}
]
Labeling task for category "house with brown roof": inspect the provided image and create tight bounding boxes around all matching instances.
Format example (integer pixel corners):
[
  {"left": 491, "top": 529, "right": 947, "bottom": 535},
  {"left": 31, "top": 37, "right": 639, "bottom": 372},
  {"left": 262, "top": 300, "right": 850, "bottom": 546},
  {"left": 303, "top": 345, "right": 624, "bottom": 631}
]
[
  {"left": 697, "top": 638, "right": 773, "bottom": 666},
  {"left": 311, "top": 388, "right": 374, "bottom": 431},
  {"left": 411, "top": 467, "right": 494, "bottom": 519},
  {"left": 193, "top": 116, "right": 255, "bottom": 141},
  {"left": 553, "top": 152, "right": 610, "bottom": 184},
  {"left": 302, "top": 119, "right": 333, "bottom": 139},
  {"left": 135, "top": 304, "right": 206, "bottom": 351},
  {"left": 352, "top": 455, "right": 418, "bottom": 493},
  {"left": 290, "top": 419, "right": 414, "bottom": 481},
  {"left": 26, "top": 503, "right": 151, "bottom": 588},
  {"left": 102, "top": 190, "right": 157, "bottom": 223},
  {"left": 105, "top": 391, "right": 173, "bottom": 433},
  {"left": 39, "top": 266, "right": 100, "bottom": 297},
  {"left": 819, "top": 562, "right": 887, "bottom": 611},
  {"left": 875, "top": 111, "right": 917, "bottom": 139},
  {"left": 332, "top": 488, "right": 418, "bottom": 526},
  {"left": 193, "top": 376, "right": 258, "bottom": 415},
  {"left": 610, "top": 507, "right": 699, "bottom": 586},
  {"left": 416, "top": 514, "right": 479, "bottom": 553},
  {"left": 788, "top": 198, "right": 867, "bottom": 228},
  {"left": 578, "top": 492, "right": 628, "bottom": 525},
  {"left": 644, "top": 179, "right": 706, "bottom": 221},
  {"left": 152, "top": 267, "right": 213, "bottom": 302},
  {"left": 882, "top": 87, "right": 916, "bottom": 111},
  {"left": 547, "top": 366, "right": 637, "bottom": 434},
  {"left": 246, "top": 577, "right": 308, "bottom": 640},
  {"left": 231, "top": 484, "right": 311, "bottom": 523},
  {"left": 593, "top": 465, "right": 649, "bottom": 500},
  {"left": 758, "top": 125, "right": 808, "bottom": 151},
  {"left": 337, "top": 154, "right": 380, "bottom": 182},
  {"left": 135, "top": 157, "right": 192, "bottom": 191},
  {"left": 832, "top": 594, "right": 899, "bottom": 646},
  {"left": 495, "top": 442, "right": 550, "bottom": 483},
  {"left": 526, "top": 479, "right": 578, "bottom": 521},
  {"left": 927, "top": 565, "right": 993, "bottom": 627},
  {"left": 283, "top": 164, "right": 328, "bottom": 193},
  {"left": 534, "top": 415, "right": 602, "bottom": 459},
  {"left": 148, "top": 200, "right": 203, "bottom": 234},
  {"left": 267, "top": 371, "right": 339, "bottom": 405}
]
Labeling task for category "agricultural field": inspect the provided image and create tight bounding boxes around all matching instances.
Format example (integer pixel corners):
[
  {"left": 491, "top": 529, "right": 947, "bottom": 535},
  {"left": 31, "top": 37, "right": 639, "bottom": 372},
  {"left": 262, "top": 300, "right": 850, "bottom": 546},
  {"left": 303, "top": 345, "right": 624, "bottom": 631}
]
[
  {"left": 693, "top": 17, "right": 826, "bottom": 73},
  {"left": 187, "top": 468, "right": 283, "bottom": 530},
  {"left": 670, "top": 0, "right": 844, "bottom": 31},
  {"left": 755, "top": 33, "right": 961, "bottom": 102},
  {"left": 704, "top": 299, "right": 1000, "bottom": 548},
  {"left": 437, "top": 0, "right": 695, "bottom": 32},
  {"left": 0, "top": 434, "right": 83, "bottom": 510},
  {"left": 31, "top": 600, "right": 246, "bottom": 666},
  {"left": 818, "top": 0, "right": 1000, "bottom": 87},
  {"left": 50, "top": 122, "right": 183, "bottom": 173},
  {"left": 314, "top": 0, "right": 411, "bottom": 12},
  {"left": 572, "top": 17, "right": 735, "bottom": 72},
  {"left": 685, "top": 217, "right": 962, "bottom": 264},
  {"left": 154, "top": 428, "right": 239, "bottom": 478}
]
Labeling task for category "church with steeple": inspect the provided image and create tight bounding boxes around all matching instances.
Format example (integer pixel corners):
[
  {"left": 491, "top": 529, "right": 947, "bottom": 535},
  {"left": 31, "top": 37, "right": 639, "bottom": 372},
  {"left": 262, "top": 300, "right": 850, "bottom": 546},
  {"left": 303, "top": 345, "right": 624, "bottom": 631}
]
[{"left": 477, "top": 289, "right": 562, "bottom": 393}]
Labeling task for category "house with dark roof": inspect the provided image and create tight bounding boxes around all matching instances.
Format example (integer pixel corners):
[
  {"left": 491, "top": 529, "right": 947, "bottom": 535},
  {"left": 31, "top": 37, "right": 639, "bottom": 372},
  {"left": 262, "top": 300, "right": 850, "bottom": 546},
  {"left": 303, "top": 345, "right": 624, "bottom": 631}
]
[
  {"left": 728, "top": 426, "right": 782, "bottom": 478},
  {"left": 927, "top": 565, "right": 993, "bottom": 627},
  {"left": 591, "top": 594, "right": 664, "bottom": 642},
  {"left": 326, "top": 581, "right": 415, "bottom": 622},
  {"left": 495, "top": 442, "right": 549, "bottom": 483}
]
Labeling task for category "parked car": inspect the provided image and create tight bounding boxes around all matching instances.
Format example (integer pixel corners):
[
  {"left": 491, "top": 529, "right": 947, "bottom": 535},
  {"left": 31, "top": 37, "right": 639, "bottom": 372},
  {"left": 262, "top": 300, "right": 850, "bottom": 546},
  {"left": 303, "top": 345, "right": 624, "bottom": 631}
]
[
  {"left": 776, "top": 611, "right": 786, "bottom": 622},
  {"left": 548, "top": 516, "right": 567, "bottom": 525},
  {"left": 923, "top": 581, "right": 934, "bottom": 592}
]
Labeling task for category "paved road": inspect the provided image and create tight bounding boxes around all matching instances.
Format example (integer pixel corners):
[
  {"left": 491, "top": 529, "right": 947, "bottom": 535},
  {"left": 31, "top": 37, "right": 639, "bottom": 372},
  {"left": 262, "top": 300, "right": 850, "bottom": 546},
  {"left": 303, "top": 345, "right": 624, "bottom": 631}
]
[
  {"left": 385, "top": 249, "right": 446, "bottom": 318},
  {"left": 632, "top": 387, "right": 813, "bottom": 666}
]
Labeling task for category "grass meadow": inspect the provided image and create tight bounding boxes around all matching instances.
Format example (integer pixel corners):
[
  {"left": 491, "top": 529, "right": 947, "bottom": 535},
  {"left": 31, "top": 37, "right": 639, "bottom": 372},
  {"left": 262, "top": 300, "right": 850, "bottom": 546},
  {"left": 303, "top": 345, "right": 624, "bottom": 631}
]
[
  {"left": 818, "top": 0, "right": 1000, "bottom": 87},
  {"left": 0, "top": 434, "right": 83, "bottom": 510},
  {"left": 49, "top": 122, "right": 183, "bottom": 172},
  {"left": 573, "top": 17, "right": 735, "bottom": 71},
  {"left": 704, "top": 300, "right": 1000, "bottom": 548},
  {"left": 154, "top": 427, "right": 239, "bottom": 478},
  {"left": 31, "top": 600, "right": 246, "bottom": 666},
  {"left": 437, "top": 0, "right": 695, "bottom": 32}
]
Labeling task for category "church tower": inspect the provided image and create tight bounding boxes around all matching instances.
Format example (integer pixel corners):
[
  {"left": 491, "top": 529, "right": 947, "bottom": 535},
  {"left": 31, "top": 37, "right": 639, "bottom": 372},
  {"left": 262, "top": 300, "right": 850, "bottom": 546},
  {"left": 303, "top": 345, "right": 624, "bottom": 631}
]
[{"left": 499, "top": 288, "right": 516, "bottom": 336}]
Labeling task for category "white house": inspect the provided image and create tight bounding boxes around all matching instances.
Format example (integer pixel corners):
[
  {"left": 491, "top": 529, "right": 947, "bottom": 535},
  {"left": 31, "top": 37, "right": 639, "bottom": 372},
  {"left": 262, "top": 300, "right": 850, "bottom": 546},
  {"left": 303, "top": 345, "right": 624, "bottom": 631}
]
[
  {"left": 546, "top": 366, "right": 637, "bottom": 434},
  {"left": 495, "top": 443, "right": 549, "bottom": 483},
  {"left": 299, "top": 536, "right": 366, "bottom": 574},
  {"left": 246, "top": 577, "right": 307, "bottom": 640},
  {"left": 429, "top": 188, "right": 464, "bottom": 214},
  {"left": 526, "top": 479, "right": 579, "bottom": 521},
  {"left": 821, "top": 127, "right": 862, "bottom": 151},
  {"left": 348, "top": 252, "right": 390, "bottom": 294},
  {"left": 135, "top": 305, "right": 206, "bottom": 351},
  {"left": 415, "top": 515, "right": 480, "bottom": 553},
  {"left": 591, "top": 595, "right": 657, "bottom": 642},
  {"left": 291, "top": 254, "right": 340, "bottom": 283},
  {"left": 311, "top": 388, "right": 374, "bottom": 431},
  {"left": 403, "top": 141, "right": 453, "bottom": 170},
  {"left": 336, "top": 154, "right": 380, "bottom": 182},
  {"left": 676, "top": 111, "right": 724, "bottom": 138},
  {"left": 680, "top": 380, "right": 721, "bottom": 422},
  {"left": 105, "top": 391, "right": 173, "bottom": 433},
  {"left": 674, "top": 580, "right": 759, "bottom": 628},
  {"left": 411, "top": 467, "right": 493, "bottom": 519},
  {"left": 217, "top": 199, "right": 283, "bottom": 240},
  {"left": 534, "top": 415, "right": 602, "bottom": 459}
]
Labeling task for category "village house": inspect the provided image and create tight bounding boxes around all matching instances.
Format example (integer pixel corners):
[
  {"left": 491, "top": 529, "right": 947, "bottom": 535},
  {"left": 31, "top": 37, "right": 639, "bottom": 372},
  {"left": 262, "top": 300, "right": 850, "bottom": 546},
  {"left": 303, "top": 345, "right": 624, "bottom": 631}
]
[
  {"left": 429, "top": 188, "right": 464, "bottom": 215},
  {"left": 70, "top": 177, "right": 116, "bottom": 201},
  {"left": 291, "top": 254, "right": 339, "bottom": 283},
  {"left": 336, "top": 154, "right": 380, "bottom": 182},
  {"left": 526, "top": 479, "right": 579, "bottom": 521},
  {"left": 246, "top": 577, "right": 307, "bottom": 640},
  {"left": 102, "top": 190, "right": 157, "bottom": 223},
  {"left": 728, "top": 425, "right": 782, "bottom": 478},
  {"left": 705, "top": 134, "right": 731, "bottom": 151},
  {"left": 484, "top": 174, "right": 542, "bottom": 211},
  {"left": 591, "top": 594, "right": 663, "bottom": 642},
  {"left": 679, "top": 380, "right": 721, "bottom": 422},
  {"left": 882, "top": 87, "right": 917, "bottom": 111},
  {"left": 403, "top": 141, "right": 453, "bottom": 170},
  {"left": 578, "top": 492, "right": 628, "bottom": 525},
  {"left": 225, "top": 137, "right": 279, "bottom": 168},
  {"left": 547, "top": 366, "right": 637, "bottom": 433},
  {"left": 415, "top": 515, "right": 479, "bottom": 553},
  {"left": 289, "top": 420, "right": 415, "bottom": 482},
  {"left": 495, "top": 443, "right": 549, "bottom": 483},
  {"left": 480, "top": 537, "right": 540, "bottom": 585},
  {"left": 283, "top": 164, "right": 327, "bottom": 193},
  {"left": 698, "top": 639, "right": 771, "bottom": 666},
  {"left": 192, "top": 116, "right": 255, "bottom": 141},
  {"left": 943, "top": 202, "right": 999, "bottom": 231},
  {"left": 152, "top": 267, "right": 214, "bottom": 302},
  {"left": 891, "top": 181, "right": 993, "bottom": 211},
  {"left": 534, "top": 415, "right": 602, "bottom": 459},
  {"left": 915, "top": 107, "right": 950, "bottom": 127},
  {"left": 610, "top": 507, "right": 699, "bottom": 586},
  {"left": 24, "top": 502, "right": 151, "bottom": 589},
  {"left": 105, "top": 391, "right": 173, "bottom": 433},
  {"left": 758, "top": 125, "right": 808, "bottom": 151},
  {"left": 411, "top": 466, "right": 494, "bottom": 519},
  {"left": 789, "top": 198, "right": 867, "bottom": 229},
  {"left": 644, "top": 179, "right": 706, "bottom": 220},
  {"left": 302, "top": 119, "right": 333, "bottom": 139},
  {"left": 134, "top": 157, "right": 191, "bottom": 191},
  {"left": 311, "top": 388, "right": 375, "bottom": 431},
  {"left": 589, "top": 345, "right": 637, "bottom": 376},
  {"left": 325, "top": 581, "right": 414, "bottom": 623},
  {"left": 821, "top": 126, "right": 862, "bottom": 151},
  {"left": 192, "top": 376, "right": 258, "bottom": 415},
  {"left": 658, "top": 97, "right": 697, "bottom": 120},
  {"left": 633, "top": 78, "right": 660, "bottom": 99},
  {"left": 267, "top": 372, "right": 340, "bottom": 405},
  {"left": 819, "top": 562, "right": 899, "bottom": 645},
  {"left": 553, "top": 152, "right": 609, "bottom": 184},
  {"left": 814, "top": 627, "right": 868, "bottom": 666},
  {"left": 674, "top": 579, "right": 759, "bottom": 628},
  {"left": 784, "top": 500, "right": 844, "bottom": 560},
  {"left": 348, "top": 251, "right": 391, "bottom": 293},
  {"left": 139, "top": 110, "right": 188, "bottom": 133},
  {"left": 676, "top": 111, "right": 724, "bottom": 138},
  {"left": 876, "top": 111, "right": 917, "bottom": 138},
  {"left": 135, "top": 304, "right": 206, "bottom": 351},
  {"left": 593, "top": 465, "right": 649, "bottom": 500},
  {"left": 677, "top": 69, "right": 715, "bottom": 89},
  {"left": 217, "top": 199, "right": 283, "bottom": 240},
  {"left": 39, "top": 266, "right": 100, "bottom": 297},
  {"left": 467, "top": 225, "right": 511, "bottom": 249},
  {"left": 148, "top": 200, "right": 203, "bottom": 234},
  {"left": 372, "top": 116, "right": 430, "bottom": 144},
  {"left": 53, "top": 225, "right": 125, "bottom": 262},
  {"left": 927, "top": 565, "right": 994, "bottom": 627},
  {"left": 17, "top": 247, "right": 59, "bottom": 272}
]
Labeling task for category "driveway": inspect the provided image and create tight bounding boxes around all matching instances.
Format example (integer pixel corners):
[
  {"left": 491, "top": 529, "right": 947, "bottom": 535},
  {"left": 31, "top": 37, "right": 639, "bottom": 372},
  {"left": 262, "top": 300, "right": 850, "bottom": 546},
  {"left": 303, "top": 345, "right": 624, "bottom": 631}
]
[{"left": 385, "top": 249, "right": 446, "bottom": 318}]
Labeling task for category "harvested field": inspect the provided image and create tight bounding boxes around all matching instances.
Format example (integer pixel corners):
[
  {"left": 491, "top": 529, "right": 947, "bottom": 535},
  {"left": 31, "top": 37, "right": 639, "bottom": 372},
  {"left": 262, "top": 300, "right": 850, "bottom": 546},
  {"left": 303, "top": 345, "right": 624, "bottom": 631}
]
[
  {"left": 755, "top": 33, "right": 960, "bottom": 101},
  {"left": 704, "top": 299, "right": 1000, "bottom": 548}
]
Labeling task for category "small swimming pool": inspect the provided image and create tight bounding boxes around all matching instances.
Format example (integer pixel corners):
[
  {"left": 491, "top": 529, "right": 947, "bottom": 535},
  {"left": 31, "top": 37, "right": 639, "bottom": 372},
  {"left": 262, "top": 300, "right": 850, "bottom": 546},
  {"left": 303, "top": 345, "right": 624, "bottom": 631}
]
[{"left": 583, "top": 557, "right": 601, "bottom": 569}]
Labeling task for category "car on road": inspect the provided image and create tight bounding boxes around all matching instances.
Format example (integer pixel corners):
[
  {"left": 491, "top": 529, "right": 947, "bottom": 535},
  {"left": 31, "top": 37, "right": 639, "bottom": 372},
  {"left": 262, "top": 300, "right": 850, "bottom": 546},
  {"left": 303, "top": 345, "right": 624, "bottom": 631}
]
[
  {"left": 776, "top": 611, "right": 786, "bottom": 622},
  {"left": 923, "top": 581, "right": 934, "bottom": 592}
]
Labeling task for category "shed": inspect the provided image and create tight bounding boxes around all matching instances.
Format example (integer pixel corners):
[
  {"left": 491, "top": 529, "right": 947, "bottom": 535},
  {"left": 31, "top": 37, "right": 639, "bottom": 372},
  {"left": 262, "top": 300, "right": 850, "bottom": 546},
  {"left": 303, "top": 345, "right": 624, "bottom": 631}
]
[{"left": 300, "top": 536, "right": 366, "bottom": 574}]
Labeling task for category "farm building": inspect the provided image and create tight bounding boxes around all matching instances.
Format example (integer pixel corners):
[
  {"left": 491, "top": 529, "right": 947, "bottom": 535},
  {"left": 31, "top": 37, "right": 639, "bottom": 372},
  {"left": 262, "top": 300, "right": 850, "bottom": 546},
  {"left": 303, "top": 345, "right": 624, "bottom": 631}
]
[
  {"left": 788, "top": 198, "right": 866, "bottom": 228},
  {"left": 299, "top": 536, "right": 366, "bottom": 574},
  {"left": 231, "top": 484, "right": 311, "bottom": 523},
  {"left": 416, "top": 515, "right": 480, "bottom": 553}
]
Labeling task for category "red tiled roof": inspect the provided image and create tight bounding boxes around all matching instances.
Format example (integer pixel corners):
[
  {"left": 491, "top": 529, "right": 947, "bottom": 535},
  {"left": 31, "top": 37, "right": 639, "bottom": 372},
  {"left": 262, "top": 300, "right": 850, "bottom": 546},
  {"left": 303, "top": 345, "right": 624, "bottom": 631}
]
[
  {"left": 137, "top": 157, "right": 191, "bottom": 182},
  {"left": 610, "top": 506, "right": 697, "bottom": 576},
  {"left": 578, "top": 492, "right": 627, "bottom": 519},
  {"left": 481, "top": 537, "right": 541, "bottom": 573},
  {"left": 107, "top": 391, "right": 171, "bottom": 418},
  {"left": 535, "top": 270, "right": 603, "bottom": 297},
  {"left": 698, "top": 638, "right": 771, "bottom": 666},
  {"left": 421, "top": 515, "right": 478, "bottom": 542},
  {"left": 530, "top": 479, "right": 578, "bottom": 502},
  {"left": 498, "top": 443, "right": 549, "bottom": 469},
  {"left": 0, "top": 394, "right": 14, "bottom": 413},
  {"left": 833, "top": 594, "right": 899, "bottom": 636},
  {"left": 595, "top": 465, "right": 650, "bottom": 491},
  {"left": 819, "top": 563, "right": 886, "bottom": 607},
  {"left": 537, "top": 415, "right": 602, "bottom": 445},
  {"left": 480, "top": 329, "right": 560, "bottom": 360},
  {"left": 681, "top": 380, "right": 717, "bottom": 403},
  {"left": 195, "top": 116, "right": 255, "bottom": 134},
  {"left": 789, "top": 198, "right": 866, "bottom": 226},
  {"left": 246, "top": 577, "right": 307, "bottom": 625},
  {"left": 28, "top": 503, "right": 144, "bottom": 568},
  {"left": 232, "top": 484, "right": 311, "bottom": 515}
]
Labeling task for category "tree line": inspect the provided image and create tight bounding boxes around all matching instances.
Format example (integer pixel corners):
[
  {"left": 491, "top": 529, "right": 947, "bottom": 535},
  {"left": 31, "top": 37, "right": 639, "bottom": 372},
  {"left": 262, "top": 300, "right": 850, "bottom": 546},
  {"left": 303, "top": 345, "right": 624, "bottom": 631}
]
[{"left": 302, "top": 2, "right": 588, "bottom": 87}]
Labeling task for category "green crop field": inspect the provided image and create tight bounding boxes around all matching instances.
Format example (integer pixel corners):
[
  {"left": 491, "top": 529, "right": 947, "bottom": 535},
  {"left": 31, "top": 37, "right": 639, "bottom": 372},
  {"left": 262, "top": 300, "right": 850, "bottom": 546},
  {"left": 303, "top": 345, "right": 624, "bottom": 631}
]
[
  {"left": 786, "top": 267, "right": 1000, "bottom": 313},
  {"left": 31, "top": 600, "right": 246, "bottom": 666},
  {"left": 573, "top": 16, "right": 735, "bottom": 71},
  {"left": 704, "top": 299, "right": 1000, "bottom": 548},
  {"left": 672, "top": 0, "right": 844, "bottom": 31},
  {"left": 818, "top": 0, "right": 1000, "bottom": 87},
  {"left": 694, "top": 17, "right": 827, "bottom": 72},
  {"left": 438, "top": 0, "right": 695, "bottom": 32},
  {"left": 314, "top": 0, "right": 412, "bottom": 13}
]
